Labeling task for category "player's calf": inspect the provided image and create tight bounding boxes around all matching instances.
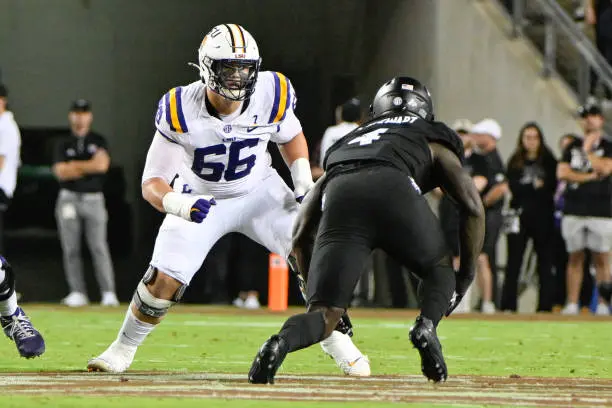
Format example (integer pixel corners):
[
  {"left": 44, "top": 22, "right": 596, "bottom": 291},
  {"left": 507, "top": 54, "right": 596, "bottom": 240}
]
[{"left": 88, "top": 266, "right": 187, "bottom": 373}]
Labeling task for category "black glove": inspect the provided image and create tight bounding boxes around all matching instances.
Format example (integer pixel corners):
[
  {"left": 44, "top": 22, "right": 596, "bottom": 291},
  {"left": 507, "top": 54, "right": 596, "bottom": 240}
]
[{"left": 445, "top": 271, "right": 473, "bottom": 317}]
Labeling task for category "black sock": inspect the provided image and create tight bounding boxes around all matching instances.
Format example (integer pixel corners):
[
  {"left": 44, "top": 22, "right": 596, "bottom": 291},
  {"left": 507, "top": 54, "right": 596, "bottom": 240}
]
[
  {"left": 420, "top": 264, "right": 455, "bottom": 327},
  {"left": 278, "top": 311, "right": 326, "bottom": 353}
]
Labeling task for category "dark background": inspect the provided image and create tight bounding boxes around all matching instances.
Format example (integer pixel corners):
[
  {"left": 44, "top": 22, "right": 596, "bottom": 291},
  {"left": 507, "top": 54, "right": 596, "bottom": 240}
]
[{"left": 0, "top": 0, "right": 408, "bottom": 303}]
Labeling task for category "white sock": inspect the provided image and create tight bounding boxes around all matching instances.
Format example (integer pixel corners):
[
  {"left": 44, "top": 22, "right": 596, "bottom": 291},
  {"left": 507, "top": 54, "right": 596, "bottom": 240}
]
[
  {"left": 116, "top": 304, "right": 156, "bottom": 348},
  {"left": 320, "top": 331, "right": 362, "bottom": 361},
  {"left": 0, "top": 265, "right": 5, "bottom": 284},
  {"left": 0, "top": 292, "right": 18, "bottom": 317}
]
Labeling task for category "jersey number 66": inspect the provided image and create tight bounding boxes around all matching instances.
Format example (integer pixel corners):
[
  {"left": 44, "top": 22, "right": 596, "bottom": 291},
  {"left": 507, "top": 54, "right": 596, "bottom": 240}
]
[{"left": 192, "top": 139, "right": 258, "bottom": 182}]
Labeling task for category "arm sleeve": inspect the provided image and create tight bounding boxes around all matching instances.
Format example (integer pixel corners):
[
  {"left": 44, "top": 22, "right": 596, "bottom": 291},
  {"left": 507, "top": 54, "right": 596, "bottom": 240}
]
[
  {"left": 141, "top": 131, "right": 183, "bottom": 185},
  {"left": 471, "top": 155, "right": 488, "bottom": 177},
  {"left": 269, "top": 72, "right": 303, "bottom": 143},
  {"left": 52, "top": 140, "right": 66, "bottom": 164},
  {"left": 560, "top": 144, "right": 572, "bottom": 164},
  {"left": 94, "top": 134, "right": 109, "bottom": 151}
]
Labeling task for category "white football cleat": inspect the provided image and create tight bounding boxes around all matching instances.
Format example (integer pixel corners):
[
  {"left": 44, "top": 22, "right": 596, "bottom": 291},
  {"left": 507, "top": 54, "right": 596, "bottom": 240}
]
[
  {"left": 61, "top": 292, "right": 89, "bottom": 307},
  {"left": 100, "top": 292, "right": 120, "bottom": 307},
  {"left": 320, "top": 331, "right": 371, "bottom": 377},
  {"left": 87, "top": 340, "right": 137, "bottom": 373}
]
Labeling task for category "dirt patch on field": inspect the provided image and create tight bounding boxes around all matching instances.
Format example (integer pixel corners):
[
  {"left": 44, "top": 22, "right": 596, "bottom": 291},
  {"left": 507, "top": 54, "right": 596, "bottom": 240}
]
[{"left": 2, "top": 372, "right": 611, "bottom": 407}]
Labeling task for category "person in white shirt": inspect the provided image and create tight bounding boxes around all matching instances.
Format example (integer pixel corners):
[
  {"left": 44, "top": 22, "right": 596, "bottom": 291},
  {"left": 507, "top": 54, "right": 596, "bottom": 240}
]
[
  {"left": 0, "top": 84, "right": 21, "bottom": 252},
  {"left": 311, "top": 98, "right": 361, "bottom": 180},
  {"left": 0, "top": 84, "right": 45, "bottom": 359}
]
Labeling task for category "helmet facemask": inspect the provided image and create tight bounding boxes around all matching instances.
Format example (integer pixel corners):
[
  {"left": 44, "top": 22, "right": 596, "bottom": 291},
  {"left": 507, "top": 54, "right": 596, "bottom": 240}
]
[{"left": 201, "top": 57, "right": 260, "bottom": 101}]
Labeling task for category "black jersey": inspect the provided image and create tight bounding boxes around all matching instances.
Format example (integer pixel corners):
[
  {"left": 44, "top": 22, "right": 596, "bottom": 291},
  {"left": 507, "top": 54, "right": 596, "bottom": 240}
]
[{"left": 323, "top": 113, "right": 463, "bottom": 194}]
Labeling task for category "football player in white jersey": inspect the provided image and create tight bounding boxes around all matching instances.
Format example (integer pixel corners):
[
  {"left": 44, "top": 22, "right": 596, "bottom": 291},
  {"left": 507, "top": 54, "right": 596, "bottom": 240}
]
[{"left": 87, "top": 24, "right": 370, "bottom": 376}]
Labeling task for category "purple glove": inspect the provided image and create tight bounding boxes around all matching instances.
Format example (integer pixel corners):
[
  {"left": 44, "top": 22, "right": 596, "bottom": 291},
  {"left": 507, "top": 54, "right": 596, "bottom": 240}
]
[{"left": 189, "top": 197, "right": 217, "bottom": 223}]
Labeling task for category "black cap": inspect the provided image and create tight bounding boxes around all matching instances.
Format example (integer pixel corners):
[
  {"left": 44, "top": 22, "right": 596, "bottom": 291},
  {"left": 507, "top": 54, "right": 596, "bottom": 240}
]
[
  {"left": 578, "top": 102, "right": 602, "bottom": 118},
  {"left": 70, "top": 99, "right": 91, "bottom": 112},
  {"left": 341, "top": 98, "right": 361, "bottom": 122},
  {"left": 0, "top": 84, "right": 7, "bottom": 98}
]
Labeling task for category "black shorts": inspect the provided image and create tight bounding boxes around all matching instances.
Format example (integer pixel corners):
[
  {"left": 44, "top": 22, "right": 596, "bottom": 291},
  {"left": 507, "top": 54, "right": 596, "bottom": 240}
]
[{"left": 306, "top": 164, "right": 450, "bottom": 309}]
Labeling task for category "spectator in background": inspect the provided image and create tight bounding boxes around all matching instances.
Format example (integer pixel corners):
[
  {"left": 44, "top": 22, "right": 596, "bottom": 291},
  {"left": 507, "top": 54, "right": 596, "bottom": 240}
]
[
  {"left": 501, "top": 123, "right": 557, "bottom": 312},
  {"left": 229, "top": 233, "right": 264, "bottom": 309},
  {"left": 52, "top": 99, "right": 118, "bottom": 308},
  {"left": 558, "top": 102, "right": 612, "bottom": 315},
  {"left": 552, "top": 133, "right": 596, "bottom": 312},
  {"left": 436, "top": 119, "right": 488, "bottom": 313},
  {"left": 552, "top": 134, "right": 577, "bottom": 309},
  {"left": 471, "top": 118, "right": 509, "bottom": 314},
  {"left": 0, "top": 84, "right": 21, "bottom": 252},
  {"left": 585, "top": 0, "right": 612, "bottom": 105},
  {"left": 311, "top": 98, "right": 361, "bottom": 180}
]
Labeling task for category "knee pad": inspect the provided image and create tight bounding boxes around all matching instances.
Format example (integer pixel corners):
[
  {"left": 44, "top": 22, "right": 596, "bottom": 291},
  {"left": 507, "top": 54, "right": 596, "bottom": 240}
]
[
  {"left": 132, "top": 266, "right": 188, "bottom": 318},
  {"left": 0, "top": 257, "right": 15, "bottom": 301}
]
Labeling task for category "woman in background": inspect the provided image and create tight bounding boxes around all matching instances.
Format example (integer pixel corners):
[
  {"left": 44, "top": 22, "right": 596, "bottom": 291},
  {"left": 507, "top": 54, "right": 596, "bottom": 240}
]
[{"left": 501, "top": 123, "right": 557, "bottom": 312}]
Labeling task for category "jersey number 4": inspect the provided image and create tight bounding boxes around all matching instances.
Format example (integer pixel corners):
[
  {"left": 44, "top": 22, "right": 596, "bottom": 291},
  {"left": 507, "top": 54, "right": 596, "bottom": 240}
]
[
  {"left": 192, "top": 139, "right": 258, "bottom": 182},
  {"left": 349, "top": 128, "right": 389, "bottom": 146}
]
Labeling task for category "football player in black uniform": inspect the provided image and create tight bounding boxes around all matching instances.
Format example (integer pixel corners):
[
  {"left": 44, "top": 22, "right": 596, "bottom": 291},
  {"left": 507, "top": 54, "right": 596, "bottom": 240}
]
[{"left": 248, "top": 77, "right": 485, "bottom": 384}]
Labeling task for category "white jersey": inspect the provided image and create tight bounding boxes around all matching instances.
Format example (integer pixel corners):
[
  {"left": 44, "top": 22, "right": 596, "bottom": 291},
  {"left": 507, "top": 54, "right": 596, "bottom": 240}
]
[
  {"left": 154, "top": 71, "right": 302, "bottom": 198},
  {"left": 319, "top": 122, "right": 358, "bottom": 167},
  {"left": 0, "top": 111, "right": 21, "bottom": 197}
]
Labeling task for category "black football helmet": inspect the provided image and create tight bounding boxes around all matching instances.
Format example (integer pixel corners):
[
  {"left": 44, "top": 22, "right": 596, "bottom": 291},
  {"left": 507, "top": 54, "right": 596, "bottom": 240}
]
[{"left": 370, "top": 77, "right": 434, "bottom": 121}]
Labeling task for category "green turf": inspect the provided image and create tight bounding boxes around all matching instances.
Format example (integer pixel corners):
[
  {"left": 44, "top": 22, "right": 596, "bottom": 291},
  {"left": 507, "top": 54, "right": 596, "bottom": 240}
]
[
  {"left": 1, "top": 307, "right": 609, "bottom": 378},
  {"left": 0, "top": 306, "right": 609, "bottom": 408},
  {"left": 0, "top": 396, "right": 486, "bottom": 408}
]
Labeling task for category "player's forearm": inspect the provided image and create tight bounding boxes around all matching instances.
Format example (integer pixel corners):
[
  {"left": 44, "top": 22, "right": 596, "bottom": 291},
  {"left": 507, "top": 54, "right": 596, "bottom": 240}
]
[
  {"left": 278, "top": 132, "right": 309, "bottom": 166},
  {"left": 279, "top": 132, "right": 314, "bottom": 200},
  {"left": 292, "top": 175, "right": 324, "bottom": 266},
  {"left": 142, "top": 178, "right": 174, "bottom": 213},
  {"left": 458, "top": 209, "right": 485, "bottom": 292}
]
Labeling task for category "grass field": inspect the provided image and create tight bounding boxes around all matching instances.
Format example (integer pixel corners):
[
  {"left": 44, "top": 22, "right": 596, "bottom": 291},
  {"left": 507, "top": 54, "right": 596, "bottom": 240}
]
[{"left": 1, "top": 305, "right": 612, "bottom": 407}]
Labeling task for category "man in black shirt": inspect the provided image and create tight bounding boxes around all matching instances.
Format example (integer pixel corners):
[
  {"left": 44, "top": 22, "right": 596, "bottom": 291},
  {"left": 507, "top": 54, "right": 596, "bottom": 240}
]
[
  {"left": 248, "top": 76, "right": 485, "bottom": 384},
  {"left": 470, "top": 119, "right": 508, "bottom": 313},
  {"left": 52, "top": 100, "right": 118, "bottom": 308},
  {"left": 558, "top": 102, "right": 612, "bottom": 315}
]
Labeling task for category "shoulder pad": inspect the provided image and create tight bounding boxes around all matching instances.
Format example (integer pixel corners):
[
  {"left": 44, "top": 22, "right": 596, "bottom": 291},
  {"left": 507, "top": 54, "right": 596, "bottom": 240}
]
[
  {"left": 157, "top": 86, "right": 190, "bottom": 134},
  {"left": 259, "top": 71, "right": 296, "bottom": 125}
]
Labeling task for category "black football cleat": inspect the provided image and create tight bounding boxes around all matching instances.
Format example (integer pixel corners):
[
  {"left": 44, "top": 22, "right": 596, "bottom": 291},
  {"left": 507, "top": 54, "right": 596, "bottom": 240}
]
[
  {"left": 248, "top": 335, "right": 288, "bottom": 384},
  {"left": 409, "top": 316, "right": 447, "bottom": 383}
]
